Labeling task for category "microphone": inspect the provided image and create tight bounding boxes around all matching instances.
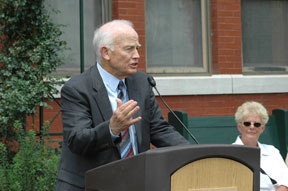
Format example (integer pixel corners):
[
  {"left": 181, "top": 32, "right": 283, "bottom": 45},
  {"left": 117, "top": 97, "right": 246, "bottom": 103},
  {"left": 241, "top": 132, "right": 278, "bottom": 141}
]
[{"left": 147, "top": 75, "right": 199, "bottom": 144}]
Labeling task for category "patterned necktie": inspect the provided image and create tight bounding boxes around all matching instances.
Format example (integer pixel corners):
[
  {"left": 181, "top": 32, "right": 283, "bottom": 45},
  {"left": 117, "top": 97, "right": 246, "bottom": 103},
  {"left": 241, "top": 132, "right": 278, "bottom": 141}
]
[
  {"left": 117, "top": 81, "right": 124, "bottom": 100},
  {"left": 117, "top": 81, "right": 134, "bottom": 158}
]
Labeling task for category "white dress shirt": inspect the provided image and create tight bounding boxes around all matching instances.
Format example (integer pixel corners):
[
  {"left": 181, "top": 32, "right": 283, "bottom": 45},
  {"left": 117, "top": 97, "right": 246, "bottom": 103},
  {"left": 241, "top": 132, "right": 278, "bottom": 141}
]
[
  {"left": 97, "top": 63, "right": 138, "bottom": 155},
  {"left": 233, "top": 136, "right": 288, "bottom": 191}
]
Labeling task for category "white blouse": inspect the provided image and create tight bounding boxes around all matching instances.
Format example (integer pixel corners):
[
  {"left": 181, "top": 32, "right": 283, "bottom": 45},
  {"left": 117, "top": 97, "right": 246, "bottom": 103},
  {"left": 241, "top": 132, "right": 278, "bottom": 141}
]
[{"left": 233, "top": 136, "right": 288, "bottom": 191}]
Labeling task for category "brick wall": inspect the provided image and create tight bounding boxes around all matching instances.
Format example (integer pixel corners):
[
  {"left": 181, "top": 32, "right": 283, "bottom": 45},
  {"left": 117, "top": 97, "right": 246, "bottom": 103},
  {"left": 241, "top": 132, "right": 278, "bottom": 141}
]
[
  {"left": 109, "top": 0, "right": 288, "bottom": 119},
  {"left": 112, "top": 0, "right": 146, "bottom": 72},
  {"left": 158, "top": 94, "right": 288, "bottom": 120},
  {"left": 30, "top": 0, "right": 288, "bottom": 140},
  {"left": 211, "top": 0, "right": 242, "bottom": 74}
]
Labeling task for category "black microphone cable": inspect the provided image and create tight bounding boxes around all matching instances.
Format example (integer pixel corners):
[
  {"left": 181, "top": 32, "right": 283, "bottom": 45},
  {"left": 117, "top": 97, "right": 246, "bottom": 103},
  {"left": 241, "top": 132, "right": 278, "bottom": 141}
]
[{"left": 147, "top": 75, "right": 199, "bottom": 144}]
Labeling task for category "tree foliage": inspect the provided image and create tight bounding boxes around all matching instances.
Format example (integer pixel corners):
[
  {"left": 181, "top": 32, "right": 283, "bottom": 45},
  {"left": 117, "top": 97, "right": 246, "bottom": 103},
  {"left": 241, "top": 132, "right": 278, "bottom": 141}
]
[
  {"left": 0, "top": 121, "right": 60, "bottom": 191},
  {"left": 0, "top": 0, "right": 65, "bottom": 146},
  {"left": 0, "top": 0, "right": 65, "bottom": 189}
]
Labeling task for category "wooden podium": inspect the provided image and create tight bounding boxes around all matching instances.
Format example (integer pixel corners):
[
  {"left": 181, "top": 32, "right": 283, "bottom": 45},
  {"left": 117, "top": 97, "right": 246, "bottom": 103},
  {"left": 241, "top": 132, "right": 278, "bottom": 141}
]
[{"left": 85, "top": 144, "right": 260, "bottom": 191}]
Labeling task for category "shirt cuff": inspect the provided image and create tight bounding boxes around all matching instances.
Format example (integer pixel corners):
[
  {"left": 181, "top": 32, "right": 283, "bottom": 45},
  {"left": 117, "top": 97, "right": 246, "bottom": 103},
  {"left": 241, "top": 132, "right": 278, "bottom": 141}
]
[{"left": 109, "top": 126, "right": 120, "bottom": 141}]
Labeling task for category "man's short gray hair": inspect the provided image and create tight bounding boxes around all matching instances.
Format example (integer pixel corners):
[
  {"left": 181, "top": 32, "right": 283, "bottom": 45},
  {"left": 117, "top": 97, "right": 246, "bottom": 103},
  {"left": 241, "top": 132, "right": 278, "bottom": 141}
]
[{"left": 92, "top": 20, "right": 134, "bottom": 63}]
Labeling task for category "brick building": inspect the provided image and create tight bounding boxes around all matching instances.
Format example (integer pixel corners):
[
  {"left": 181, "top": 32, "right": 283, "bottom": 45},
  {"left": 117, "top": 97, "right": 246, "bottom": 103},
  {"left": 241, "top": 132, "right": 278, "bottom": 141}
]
[{"left": 36, "top": 0, "right": 288, "bottom": 142}]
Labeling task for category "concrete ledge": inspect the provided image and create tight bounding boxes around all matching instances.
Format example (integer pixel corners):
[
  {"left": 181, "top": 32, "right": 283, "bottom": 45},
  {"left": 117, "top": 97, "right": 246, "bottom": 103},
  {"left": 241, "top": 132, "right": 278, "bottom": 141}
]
[
  {"left": 154, "top": 74, "right": 288, "bottom": 96},
  {"left": 53, "top": 75, "right": 288, "bottom": 98},
  {"left": 232, "top": 75, "right": 288, "bottom": 94}
]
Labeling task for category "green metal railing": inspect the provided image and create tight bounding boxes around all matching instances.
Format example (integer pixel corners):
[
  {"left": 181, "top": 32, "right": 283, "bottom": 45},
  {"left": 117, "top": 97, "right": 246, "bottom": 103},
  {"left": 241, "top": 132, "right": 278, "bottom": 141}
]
[{"left": 80, "top": 0, "right": 85, "bottom": 73}]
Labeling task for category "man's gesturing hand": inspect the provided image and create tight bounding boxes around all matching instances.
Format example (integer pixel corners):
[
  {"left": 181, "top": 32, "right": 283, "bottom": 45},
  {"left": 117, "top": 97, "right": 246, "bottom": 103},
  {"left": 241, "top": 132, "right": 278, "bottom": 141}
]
[{"left": 110, "top": 98, "right": 142, "bottom": 135}]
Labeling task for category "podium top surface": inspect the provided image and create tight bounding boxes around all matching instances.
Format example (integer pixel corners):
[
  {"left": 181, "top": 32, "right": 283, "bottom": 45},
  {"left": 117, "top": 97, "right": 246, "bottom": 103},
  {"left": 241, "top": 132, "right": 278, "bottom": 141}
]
[{"left": 85, "top": 144, "right": 260, "bottom": 191}]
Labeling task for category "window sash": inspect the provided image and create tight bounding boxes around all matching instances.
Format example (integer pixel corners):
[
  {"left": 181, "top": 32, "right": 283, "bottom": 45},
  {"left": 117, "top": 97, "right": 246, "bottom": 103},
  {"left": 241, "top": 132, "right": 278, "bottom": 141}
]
[
  {"left": 145, "top": 0, "right": 210, "bottom": 75},
  {"left": 241, "top": 0, "right": 288, "bottom": 74},
  {"left": 46, "top": 0, "right": 111, "bottom": 76}
]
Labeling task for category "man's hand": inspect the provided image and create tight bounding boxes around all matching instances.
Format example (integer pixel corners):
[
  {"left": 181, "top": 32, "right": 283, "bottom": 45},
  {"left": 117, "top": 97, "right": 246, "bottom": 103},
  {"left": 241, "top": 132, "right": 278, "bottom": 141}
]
[{"left": 110, "top": 98, "right": 142, "bottom": 135}]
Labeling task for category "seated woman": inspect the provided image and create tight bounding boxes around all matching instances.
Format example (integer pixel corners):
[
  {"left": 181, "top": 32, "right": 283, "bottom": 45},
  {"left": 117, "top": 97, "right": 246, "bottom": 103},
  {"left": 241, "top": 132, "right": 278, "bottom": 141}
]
[{"left": 233, "top": 101, "right": 288, "bottom": 191}]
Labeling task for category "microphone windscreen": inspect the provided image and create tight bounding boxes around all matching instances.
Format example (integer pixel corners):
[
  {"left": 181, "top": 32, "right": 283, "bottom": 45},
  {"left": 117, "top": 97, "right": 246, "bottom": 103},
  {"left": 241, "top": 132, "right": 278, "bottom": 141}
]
[{"left": 147, "top": 75, "right": 156, "bottom": 87}]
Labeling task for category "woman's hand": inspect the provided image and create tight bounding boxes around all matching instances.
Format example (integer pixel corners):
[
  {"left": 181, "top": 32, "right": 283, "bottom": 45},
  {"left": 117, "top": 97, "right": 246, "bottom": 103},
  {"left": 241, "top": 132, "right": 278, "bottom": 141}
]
[{"left": 277, "top": 185, "right": 288, "bottom": 191}]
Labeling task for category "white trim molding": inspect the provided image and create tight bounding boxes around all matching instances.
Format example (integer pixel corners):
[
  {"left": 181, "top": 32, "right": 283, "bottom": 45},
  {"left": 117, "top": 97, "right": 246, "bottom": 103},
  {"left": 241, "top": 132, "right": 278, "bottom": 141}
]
[
  {"left": 53, "top": 75, "right": 288, "bottom": 98},
  {"left": 154, "top": 75, "right": 288, "bottom": 96}
]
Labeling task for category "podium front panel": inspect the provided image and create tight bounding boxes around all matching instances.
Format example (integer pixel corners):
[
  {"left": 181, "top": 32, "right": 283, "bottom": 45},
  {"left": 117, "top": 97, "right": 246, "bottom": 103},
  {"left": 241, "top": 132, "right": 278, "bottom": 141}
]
[
  {"left": 171, "top": 157, "right": 253, "bottom": 191},
  {"left": 85, "top": 144, "right": 260, "bottom": 191}
]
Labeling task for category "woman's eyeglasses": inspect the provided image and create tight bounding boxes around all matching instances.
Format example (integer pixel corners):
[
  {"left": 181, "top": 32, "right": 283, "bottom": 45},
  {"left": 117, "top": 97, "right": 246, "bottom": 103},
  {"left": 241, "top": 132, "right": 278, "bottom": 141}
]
[{"left": 243, "top": 121, "right": 262, "bottom": 128}]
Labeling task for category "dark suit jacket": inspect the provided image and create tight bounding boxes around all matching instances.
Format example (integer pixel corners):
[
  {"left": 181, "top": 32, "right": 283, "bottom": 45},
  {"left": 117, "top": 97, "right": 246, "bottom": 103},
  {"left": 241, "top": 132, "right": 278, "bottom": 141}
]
[{"left": 56, "top": 64, "right": 190, "bottom": 189}]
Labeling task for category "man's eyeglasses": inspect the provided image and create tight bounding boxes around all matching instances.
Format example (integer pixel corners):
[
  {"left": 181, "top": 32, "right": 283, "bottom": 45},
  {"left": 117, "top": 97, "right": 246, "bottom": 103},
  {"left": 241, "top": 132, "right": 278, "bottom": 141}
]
[{"left": 243, "top": 121, "right": 262, "bottom": 128}]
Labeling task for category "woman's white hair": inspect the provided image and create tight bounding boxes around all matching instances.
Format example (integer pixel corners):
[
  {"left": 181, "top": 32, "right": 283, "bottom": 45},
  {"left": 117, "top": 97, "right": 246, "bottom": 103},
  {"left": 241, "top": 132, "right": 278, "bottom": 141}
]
[
  {"left": 92, "top": 20, "right": 134, "bottom": 63},
  {"left": 234, "top": 101, "right": 269, "bottom": 125}
]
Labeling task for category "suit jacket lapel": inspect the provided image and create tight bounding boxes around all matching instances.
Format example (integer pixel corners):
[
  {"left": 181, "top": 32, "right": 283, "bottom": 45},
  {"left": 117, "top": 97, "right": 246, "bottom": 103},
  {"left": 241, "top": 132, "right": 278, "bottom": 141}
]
[
  {"left": 126, "top": 76, "right": 143, "bottom": 147},
  {"left": 91, "top": 65, "right": 113, "bottom": 121}
]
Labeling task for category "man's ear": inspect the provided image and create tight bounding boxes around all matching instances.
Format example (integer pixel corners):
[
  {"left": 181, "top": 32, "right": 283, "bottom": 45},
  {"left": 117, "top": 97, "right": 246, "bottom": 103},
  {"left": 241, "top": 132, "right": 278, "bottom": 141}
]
[{"left": 101, "top": 46, "right": 110, "bottom": 61}]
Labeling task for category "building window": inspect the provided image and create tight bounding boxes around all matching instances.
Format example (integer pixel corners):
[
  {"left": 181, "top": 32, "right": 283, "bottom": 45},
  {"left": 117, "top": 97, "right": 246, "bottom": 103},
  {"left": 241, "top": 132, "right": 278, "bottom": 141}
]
[
  {"left": 145, "top": 0, "right": 210, "bottom": 75},
  {"left": 45, "top": 0, "right": 111, "bottom": 76},
  {"left": 242, "top": 0, "right": 288, "bottom": 74}
]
